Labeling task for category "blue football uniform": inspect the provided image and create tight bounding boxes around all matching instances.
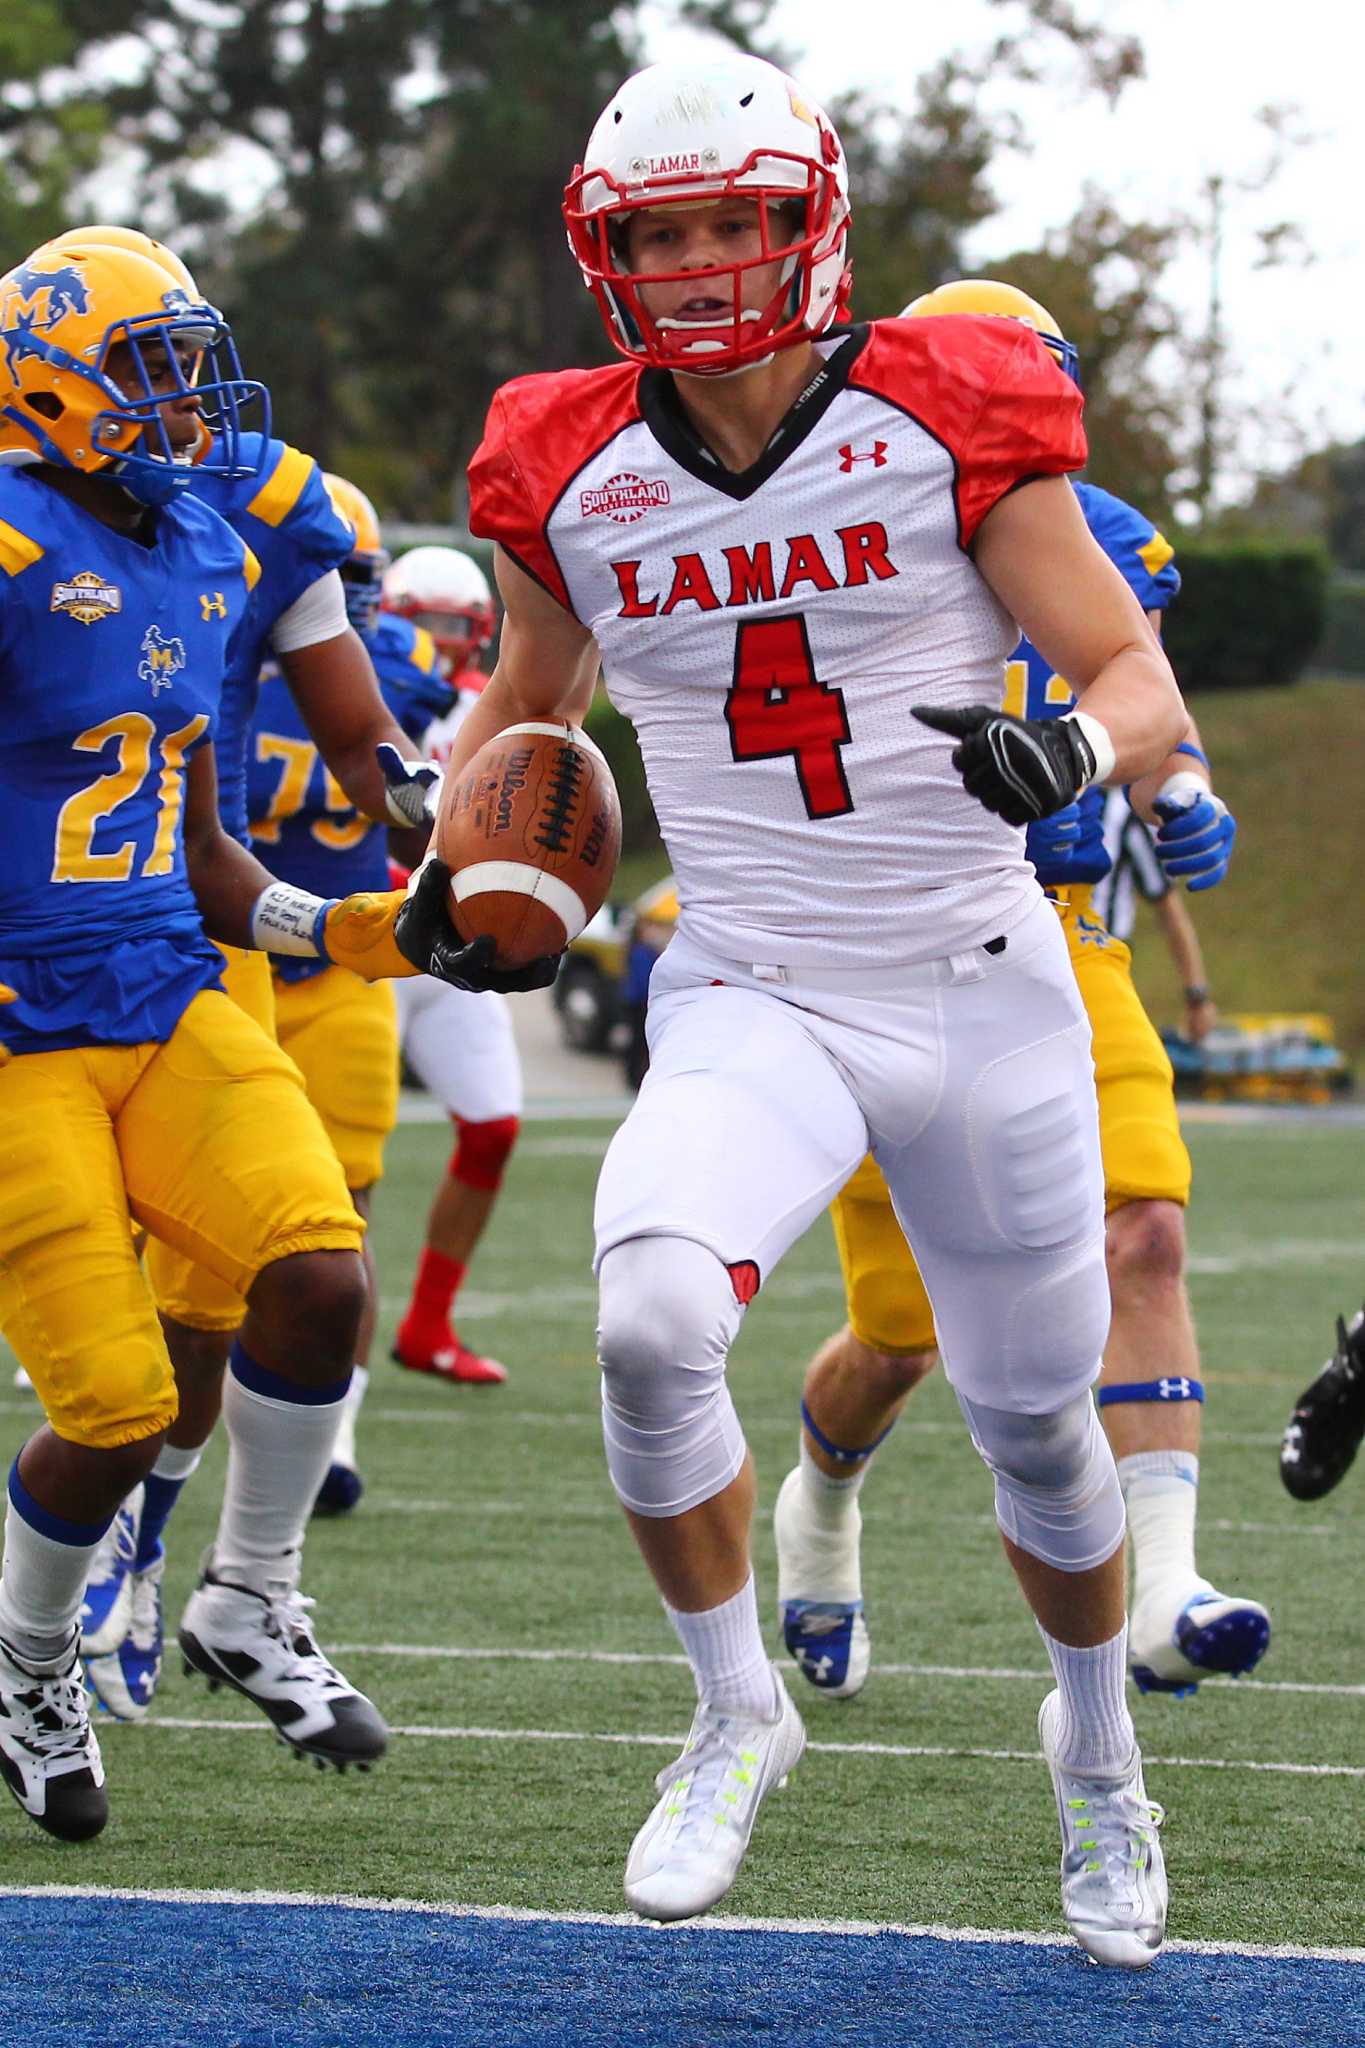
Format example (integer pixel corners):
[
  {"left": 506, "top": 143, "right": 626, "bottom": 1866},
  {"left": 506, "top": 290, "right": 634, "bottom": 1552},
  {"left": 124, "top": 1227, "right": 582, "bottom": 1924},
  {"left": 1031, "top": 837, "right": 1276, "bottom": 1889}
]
[
  {"left": 368, "top": 612, "right": 450, "bottom": 744},
  {"left": 1003, "top": 481, "right": 1180, "bottom": 887},
  {"left": 0, "top": 467, "right": 257, "bottom": 1054},
  {"left": 246, "top": 664, "right": 390, "bottom": 984},
  {"left": 190, "top": 435, "right": 355, "bottom": 845}
]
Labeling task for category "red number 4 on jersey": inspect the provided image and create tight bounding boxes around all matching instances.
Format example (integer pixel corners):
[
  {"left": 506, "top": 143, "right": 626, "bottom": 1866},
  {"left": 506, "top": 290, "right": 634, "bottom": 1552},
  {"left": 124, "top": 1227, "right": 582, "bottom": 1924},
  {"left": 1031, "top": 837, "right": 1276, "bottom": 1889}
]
[{"left": 725, "top": 615, "right": 853, "bottom": 820}]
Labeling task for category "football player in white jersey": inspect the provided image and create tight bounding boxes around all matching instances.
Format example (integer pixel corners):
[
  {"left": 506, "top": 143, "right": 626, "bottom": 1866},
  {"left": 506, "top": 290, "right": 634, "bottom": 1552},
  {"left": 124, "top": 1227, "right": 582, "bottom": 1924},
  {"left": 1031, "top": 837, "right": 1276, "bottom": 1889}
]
[{"left": 431, "top": 53, "right": 1196, "bottom": 1964}]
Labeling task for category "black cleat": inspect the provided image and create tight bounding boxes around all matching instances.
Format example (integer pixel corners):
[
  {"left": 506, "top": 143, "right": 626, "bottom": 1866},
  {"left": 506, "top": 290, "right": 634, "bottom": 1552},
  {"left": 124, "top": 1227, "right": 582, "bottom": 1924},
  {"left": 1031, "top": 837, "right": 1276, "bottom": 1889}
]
[
  {"left": 1280, "top": 1305, "right": 1365, "bottom": 1501},
  {"left": 0, "top": 1634, "right": 108, "bottom": 1843},
  {"left": 178, "top": 1554, "right": 388, "bottom": 1770}
]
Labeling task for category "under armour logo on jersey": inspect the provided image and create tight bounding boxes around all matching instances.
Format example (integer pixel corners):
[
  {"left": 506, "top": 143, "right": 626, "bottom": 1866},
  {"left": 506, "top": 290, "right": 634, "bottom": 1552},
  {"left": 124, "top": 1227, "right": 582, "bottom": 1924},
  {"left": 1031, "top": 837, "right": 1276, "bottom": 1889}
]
[
  {"left": 199, "top": 590, "right": 227, "bottom": 621},
  {"left": 838, "top": 441, "right": 888, "bottom": 472},
  {"left": 138, "top": 624, "right": 186, "bottom": 694}
]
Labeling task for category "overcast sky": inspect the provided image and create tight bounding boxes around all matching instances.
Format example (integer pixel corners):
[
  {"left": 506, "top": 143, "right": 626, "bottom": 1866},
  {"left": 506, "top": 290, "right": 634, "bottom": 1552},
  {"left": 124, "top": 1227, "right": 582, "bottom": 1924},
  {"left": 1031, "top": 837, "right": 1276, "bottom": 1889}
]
[{"left": 643, "top": 0, "right": 1362, "bottom": 488}]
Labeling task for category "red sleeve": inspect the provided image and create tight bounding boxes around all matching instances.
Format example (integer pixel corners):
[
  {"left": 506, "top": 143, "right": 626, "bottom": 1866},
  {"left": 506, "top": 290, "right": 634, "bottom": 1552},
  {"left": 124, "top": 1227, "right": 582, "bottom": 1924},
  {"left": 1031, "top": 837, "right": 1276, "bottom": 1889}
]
[
  {"left": 466, "top": 366, "right": 644, "bottom": 617},
  {"left": 852, "top": 317, "right": 1087, "bottom": 549}
]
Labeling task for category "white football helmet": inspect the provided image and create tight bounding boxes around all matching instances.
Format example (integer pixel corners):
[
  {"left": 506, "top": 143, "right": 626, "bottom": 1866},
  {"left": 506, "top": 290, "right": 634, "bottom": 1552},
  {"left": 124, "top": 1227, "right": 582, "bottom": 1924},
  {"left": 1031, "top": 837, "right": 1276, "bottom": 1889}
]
[
  {"left": 382, "top": 545, "right": 495, "bottom": 676},
  {"left": 563, "top": 53, "right": 851, "bottom": 377}
]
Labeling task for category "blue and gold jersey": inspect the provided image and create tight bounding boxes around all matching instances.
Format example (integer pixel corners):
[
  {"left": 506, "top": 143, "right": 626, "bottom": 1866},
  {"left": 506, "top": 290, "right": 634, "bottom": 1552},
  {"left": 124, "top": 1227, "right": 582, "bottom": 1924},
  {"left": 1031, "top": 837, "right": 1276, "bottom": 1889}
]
[
  {"left": 246, "top": 664, "right": 388, "bottom": 983},
  {"left": 190, "top": 435, "right": 355, "bottom": 847},
  {"left": 1003, "top": 481, "right": 1180, "bottom": 888},
  {"left": 0, "top": 467, "right": 256, "bottom": 1053},
  {"left": 369, "top": 612, "right": 451, "bottom": 744}
]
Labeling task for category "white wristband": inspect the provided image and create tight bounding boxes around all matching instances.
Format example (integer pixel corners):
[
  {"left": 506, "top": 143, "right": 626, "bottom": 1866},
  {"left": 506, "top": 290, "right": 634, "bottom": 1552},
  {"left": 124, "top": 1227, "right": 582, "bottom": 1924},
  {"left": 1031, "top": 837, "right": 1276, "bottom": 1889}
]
[
  {"left": 249, "top": 881, "right": 337, "bottom": 958},
  {"left": 1064, "top": 709, "right": 1117, "bottom": 787}
]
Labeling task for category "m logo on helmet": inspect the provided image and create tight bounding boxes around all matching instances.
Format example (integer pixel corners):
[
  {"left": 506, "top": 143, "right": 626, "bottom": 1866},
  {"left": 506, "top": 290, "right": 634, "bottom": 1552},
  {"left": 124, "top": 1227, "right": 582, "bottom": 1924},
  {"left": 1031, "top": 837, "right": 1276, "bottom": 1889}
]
[
  {"left": 0, "top": 263, "right": 91, "bottom": 385},
  {"left": 138, "top": 625, "right": 186, "bottom": 695}
]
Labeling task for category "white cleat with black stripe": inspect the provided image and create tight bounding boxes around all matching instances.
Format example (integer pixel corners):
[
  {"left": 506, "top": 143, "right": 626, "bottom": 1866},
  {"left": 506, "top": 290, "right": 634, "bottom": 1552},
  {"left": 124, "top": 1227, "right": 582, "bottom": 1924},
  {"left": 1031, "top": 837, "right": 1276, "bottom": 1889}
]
[
  {"left": 178, "top": 1552, "right": 387, "bottom": 1772},
  {"left": 0, "top": 1632, "right": 107, "bottom": 1841}
]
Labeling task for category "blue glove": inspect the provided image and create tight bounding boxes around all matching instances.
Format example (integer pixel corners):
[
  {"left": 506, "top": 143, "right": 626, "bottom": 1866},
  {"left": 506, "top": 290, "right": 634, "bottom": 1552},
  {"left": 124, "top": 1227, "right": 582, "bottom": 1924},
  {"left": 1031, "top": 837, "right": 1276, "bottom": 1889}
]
[
  {"left": 377, "top": 741, "right": 443, "bottom": 828},
  {"left": 1029, "top": 798, "right": 1084, "bottom": 869},
  {"left": 1152, "top": 789, "right": 1236, "bottom": 892}
]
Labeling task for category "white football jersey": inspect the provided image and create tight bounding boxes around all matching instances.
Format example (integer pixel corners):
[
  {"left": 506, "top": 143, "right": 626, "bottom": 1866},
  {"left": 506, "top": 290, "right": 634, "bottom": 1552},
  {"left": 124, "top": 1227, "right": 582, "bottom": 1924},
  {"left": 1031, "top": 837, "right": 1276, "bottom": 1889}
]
[{"left": 469, "top": 316, "right": 1086, "bottom": 968}]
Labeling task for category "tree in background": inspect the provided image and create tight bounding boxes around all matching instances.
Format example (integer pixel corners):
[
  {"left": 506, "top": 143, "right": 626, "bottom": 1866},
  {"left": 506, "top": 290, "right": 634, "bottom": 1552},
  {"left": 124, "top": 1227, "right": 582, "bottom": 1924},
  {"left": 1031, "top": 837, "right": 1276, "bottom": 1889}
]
[{"left": 0, "top": 0, "right": 141, "bottom": 255}]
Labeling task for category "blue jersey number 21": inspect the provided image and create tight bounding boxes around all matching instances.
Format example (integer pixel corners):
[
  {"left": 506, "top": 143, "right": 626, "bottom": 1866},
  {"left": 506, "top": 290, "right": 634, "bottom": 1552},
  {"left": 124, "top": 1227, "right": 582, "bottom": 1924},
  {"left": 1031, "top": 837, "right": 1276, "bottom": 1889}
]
[{"left": 52, "top": 712, "right": 209, "bottom": 884}]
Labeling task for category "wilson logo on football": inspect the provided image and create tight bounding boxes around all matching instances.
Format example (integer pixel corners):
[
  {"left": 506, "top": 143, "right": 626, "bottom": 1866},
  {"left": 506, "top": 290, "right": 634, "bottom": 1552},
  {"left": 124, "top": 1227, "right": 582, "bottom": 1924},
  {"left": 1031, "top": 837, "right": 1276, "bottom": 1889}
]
[{"left": 580, "top": 473, "right": 672, "bottom": 525}]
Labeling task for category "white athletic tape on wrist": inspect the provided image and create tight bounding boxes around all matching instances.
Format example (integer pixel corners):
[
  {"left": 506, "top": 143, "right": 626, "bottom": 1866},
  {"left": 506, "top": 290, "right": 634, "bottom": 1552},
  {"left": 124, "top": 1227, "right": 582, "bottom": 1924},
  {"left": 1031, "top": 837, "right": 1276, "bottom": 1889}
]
[
  {"left": 1155, "top": 769, "right": 1209, "bottom": 809},
  {"left": 249, "top": 881, "right": 335, "bottom": 957},
  {"left": 451, "top": 862, "right": 589, "bottom": 942},
  {"left": 1064, "top": 709, "right": 1117, "bottom": 787}
]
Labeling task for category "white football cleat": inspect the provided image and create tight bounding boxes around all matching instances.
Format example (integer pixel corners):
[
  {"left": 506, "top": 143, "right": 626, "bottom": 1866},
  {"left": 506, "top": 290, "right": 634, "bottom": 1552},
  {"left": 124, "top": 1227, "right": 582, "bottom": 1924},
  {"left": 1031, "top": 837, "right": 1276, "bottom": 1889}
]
[
  {"left": 1039, "top": 1689, "right": 1167, "bottom": 1969},
  {"left": 773, "top": 1465, "right": 869, "bottom": 1699},
  {"left": 0, "top": 1632, "right": 107, "bottom": 1841},
  {"left": 178, "top": 1552, "right": 387, "bottom": 1771},
  {"left": 85, "top": 1547, "right": 165, "bottom": 1723},
  {"left": 624, "top": 1670, "right": 805, "bottom": 1923},
  {"left": 78, "top": 1484, "right": 143, "bottom": 1656},
  {"left": 1129, "top": 1582, "right": 1271, "bottom": 1697}
]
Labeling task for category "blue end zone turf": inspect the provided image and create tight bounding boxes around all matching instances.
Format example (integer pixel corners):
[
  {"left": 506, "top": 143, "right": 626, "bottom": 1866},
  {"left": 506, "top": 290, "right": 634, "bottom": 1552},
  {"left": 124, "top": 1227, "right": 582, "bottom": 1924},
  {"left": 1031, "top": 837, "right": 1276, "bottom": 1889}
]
[{"left": 2, "top": 1894, "right": 1362, "bottom": 2047}]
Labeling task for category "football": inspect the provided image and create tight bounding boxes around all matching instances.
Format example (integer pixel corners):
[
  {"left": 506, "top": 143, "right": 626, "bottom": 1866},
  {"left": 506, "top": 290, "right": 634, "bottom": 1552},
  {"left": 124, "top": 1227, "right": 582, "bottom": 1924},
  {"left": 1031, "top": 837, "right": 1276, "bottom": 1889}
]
[{"left": 435, "top": 720, "right": 622, "bottom": 967}]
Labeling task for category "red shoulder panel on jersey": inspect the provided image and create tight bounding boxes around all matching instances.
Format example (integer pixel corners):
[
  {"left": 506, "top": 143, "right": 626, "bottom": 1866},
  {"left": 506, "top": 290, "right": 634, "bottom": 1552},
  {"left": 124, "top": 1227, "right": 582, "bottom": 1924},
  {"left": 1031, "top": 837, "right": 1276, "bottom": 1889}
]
[
  {"left": 850, "top": 316, "right": 1087, "bottom": 549},
  {"left": 467, "top": 364, "right": 645, "bottom": 615}
]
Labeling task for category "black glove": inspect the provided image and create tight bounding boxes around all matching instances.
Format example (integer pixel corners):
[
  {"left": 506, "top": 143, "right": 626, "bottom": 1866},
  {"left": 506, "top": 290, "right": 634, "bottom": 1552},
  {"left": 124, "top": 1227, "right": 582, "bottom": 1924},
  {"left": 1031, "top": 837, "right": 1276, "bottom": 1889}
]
[
  {"left": 392, "top": 858, "right": 561, "bottom": 993},
  {"left": 913, "top": 704, "right": 1097, "bottom": 827}
]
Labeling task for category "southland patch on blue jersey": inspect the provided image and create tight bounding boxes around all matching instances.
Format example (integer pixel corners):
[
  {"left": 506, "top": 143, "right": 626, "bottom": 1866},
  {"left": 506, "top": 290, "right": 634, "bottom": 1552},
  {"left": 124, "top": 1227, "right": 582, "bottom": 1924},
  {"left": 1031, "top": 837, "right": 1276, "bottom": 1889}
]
[
  {"left": 191, "top": 435, "right": 355, "bottom": 846},
  {"left": 1006, "top": 481, "right": 1180, "bottom": 888},
  {"left": 0, "top": 468, "right": 256, "bottom": 1053},
  {"left": 247, "top": 663, "right": 389, "bottom": 982}
]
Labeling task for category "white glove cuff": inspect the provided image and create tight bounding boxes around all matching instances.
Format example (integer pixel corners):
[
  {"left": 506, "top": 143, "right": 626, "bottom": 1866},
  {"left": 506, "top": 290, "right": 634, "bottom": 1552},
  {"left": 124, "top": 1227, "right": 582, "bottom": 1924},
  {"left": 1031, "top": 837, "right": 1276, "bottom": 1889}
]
[{"left": 1064, "top": 710, "right": 1117, "bottom": 787}]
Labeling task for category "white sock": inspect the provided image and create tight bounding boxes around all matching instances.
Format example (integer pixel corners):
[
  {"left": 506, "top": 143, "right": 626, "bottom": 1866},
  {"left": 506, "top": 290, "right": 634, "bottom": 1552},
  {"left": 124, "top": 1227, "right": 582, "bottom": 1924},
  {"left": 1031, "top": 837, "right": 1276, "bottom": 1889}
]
[
  {"left": 152, "top": 1441, "right": 203, "bottom": 1483},
  {"left": 665, "top": 1574, "right": 781, "bottom": 1718},
  {"left": 797, "top": 1435, "right": 868, "bottom": 1529},
  {"left": 1118, "top": 1450, "right": 1207, "bottom": 1608},
  {"left": 1039, "top": 1622, "right": 1135, "bottom": 1776},
  {"left": 330, "top": 1365, "right": 369, "bottom": 1473},
  {"left": 213, "top": 1368, "right": 348, "bottom": 1578},
  {"left": 0, "top": 1499, "right": 97, "bottom": 1666}
]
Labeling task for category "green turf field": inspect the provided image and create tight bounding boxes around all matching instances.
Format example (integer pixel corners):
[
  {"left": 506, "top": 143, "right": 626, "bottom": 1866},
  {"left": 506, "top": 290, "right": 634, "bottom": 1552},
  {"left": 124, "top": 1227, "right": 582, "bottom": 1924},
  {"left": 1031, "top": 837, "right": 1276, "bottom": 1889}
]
[{"left": 1, "top": 1112, "right": 1362, "bottom": 1948}]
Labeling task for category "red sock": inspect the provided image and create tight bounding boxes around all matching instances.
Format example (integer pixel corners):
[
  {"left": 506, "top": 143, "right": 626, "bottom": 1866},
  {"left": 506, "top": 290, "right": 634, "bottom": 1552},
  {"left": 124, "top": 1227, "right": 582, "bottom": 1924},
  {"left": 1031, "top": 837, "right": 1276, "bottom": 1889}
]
[{"left": 402, "top": 1248, "right": 466, "bottom": 1347}]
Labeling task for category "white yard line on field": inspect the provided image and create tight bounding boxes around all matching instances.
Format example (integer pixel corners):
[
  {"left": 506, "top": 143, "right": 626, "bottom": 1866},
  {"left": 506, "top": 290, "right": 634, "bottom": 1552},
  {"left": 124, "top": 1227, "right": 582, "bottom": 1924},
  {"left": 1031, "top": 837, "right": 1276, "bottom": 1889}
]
[
  {"left": 324, "top": 1639, "right": 1365, "bottom": 1700},
  {"left": 117, "top": 1715, "right": 1365, "bottom": 1780},
  {"left": 1, "top": 1882, "right": 1360, "bottom": 1963}
]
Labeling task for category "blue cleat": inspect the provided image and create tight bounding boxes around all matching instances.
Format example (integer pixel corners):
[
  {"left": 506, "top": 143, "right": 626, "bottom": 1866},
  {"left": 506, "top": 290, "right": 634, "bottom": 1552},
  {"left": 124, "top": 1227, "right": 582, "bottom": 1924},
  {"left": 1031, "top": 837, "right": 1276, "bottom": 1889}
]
[
  {"left": 78, "top": 1486, "right": 143, "bottom": 1657},
  {"left": 779, "top": 1601, "right": 870, "bottom": 1698},
  {"left": 1130, "top": 1588, "right": 1271, "bottom": 1696},
  {"left": 85, "top": 1547, "right": 164, "bottom": 1723},
  {"left": 313, "top": 1462, "right": 364, "bottom": 1518}
]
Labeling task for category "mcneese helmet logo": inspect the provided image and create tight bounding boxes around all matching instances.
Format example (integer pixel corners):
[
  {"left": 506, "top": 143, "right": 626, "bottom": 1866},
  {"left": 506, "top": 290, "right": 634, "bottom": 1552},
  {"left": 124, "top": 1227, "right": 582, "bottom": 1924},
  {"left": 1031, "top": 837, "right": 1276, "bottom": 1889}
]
[
  {"left": 138, "top": 624, "right": 187, "bottom": 694},
  {"left": 0, "top": 263, "right": 91, "bottom": 385},
  {"left": 50, "top": 571, "right": 123, "bottom": 626}
]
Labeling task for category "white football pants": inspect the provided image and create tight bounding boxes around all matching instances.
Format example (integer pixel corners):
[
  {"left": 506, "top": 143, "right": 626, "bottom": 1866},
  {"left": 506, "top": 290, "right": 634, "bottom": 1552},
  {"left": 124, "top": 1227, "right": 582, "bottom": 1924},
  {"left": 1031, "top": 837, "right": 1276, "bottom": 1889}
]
[
  {"left": 394, "top": 976, "right": 523, "bottom": 1124},
  {"left": 595, "top": 893, "right": 1110, "bottom": 1428}
]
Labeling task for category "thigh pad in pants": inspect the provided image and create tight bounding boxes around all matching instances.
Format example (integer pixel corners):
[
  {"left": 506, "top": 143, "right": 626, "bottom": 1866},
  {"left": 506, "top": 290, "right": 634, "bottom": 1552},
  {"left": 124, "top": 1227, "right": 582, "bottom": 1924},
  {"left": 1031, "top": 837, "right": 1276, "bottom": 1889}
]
[{"left": 132, "top": 989, "right": 361, "bottom": 1328}]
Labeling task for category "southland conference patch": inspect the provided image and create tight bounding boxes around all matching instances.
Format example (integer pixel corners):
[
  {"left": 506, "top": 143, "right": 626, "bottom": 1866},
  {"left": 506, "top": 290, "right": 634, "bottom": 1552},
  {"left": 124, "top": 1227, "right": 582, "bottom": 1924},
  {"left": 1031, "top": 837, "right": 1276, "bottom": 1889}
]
[{"left": 50, "top": 571, "right": 122, "bottom": 624}]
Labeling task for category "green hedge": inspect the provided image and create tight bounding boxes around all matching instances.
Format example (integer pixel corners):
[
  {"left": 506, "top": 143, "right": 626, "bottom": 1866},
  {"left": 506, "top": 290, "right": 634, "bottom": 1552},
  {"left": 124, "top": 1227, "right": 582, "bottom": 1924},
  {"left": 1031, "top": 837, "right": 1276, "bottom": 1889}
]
[
  {"left": 584, "top": 692, "right": 659, "bottom": 861},
  {"left": 1163, "top": 541, "right": 1330, "bottom": 692},
  {"left": 1311, "top": 577, "right": 1365, "bottom": 678}
]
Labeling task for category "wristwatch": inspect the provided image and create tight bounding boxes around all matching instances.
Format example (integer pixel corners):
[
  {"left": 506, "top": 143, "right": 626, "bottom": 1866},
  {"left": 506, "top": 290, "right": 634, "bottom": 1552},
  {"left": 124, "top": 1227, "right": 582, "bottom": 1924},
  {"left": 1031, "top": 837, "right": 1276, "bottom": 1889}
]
[{"left": 1183, "top": 984, "right": 1211, "bottom": 1004}]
